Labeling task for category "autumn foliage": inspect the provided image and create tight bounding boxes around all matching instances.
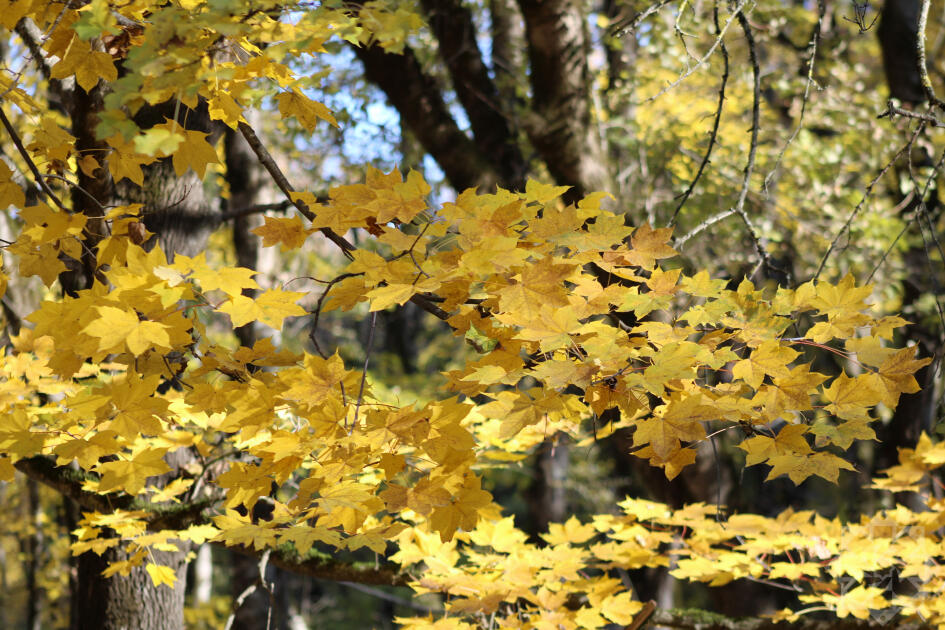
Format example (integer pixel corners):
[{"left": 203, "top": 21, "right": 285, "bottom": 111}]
[{"left": 1, "top": 1, "right": 944, "bottom": 628}]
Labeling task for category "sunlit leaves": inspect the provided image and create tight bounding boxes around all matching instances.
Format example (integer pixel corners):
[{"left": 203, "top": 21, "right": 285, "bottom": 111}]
[
  {"left": 0, "top": 2, "right": 939, "bottom": 623},
  {"left": 276, "top": 88, "right": 338, "bottom": 131},
  {"left": 82, "top": 306, "right": 172, "bottom": 356},
  {"left": 218, "top": 289, "right": 306, "bottom": 329}
]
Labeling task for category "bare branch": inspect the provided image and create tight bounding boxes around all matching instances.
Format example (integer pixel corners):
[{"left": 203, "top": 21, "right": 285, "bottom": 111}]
[
  {"left": 669, "top": 0, "right": 729, "bottom": 227},
  {"left": 763, "top": 0, "right": 826, "bottom": 195},
  {"left": 814, "top": 125, "right": 922, "bottom": 280},
  {"left": 0, "top": 107, "right": 68, "bottom": 211},
  {"left": 917, "top": 0, "right": 945, "bottom": 110}
]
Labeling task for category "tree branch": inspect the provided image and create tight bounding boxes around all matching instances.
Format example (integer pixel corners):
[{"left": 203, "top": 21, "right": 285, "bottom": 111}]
[
  {"left": 236, "top": 121, "right": 450, "bottom": 321},
  {"left": 351, "top": 42, "right": 502, "bottom": 193},
  {"left": 222, "top": 542, "right": 410, "bottom": 587},
  {"left": 0, "top": 106, "right": 68, "bottom": 211},
  {"left": 420, "top": 0, "right": 527, "bottom": 189},
  {"left": 517, "top": 0, "right": 610, "bottom": 203},
  {"left": 15, "top": 455, "right": 412, "bottom": 588}
]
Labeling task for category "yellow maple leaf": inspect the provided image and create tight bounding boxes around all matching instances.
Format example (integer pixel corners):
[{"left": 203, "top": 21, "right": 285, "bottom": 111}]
[
  {"left": 810, "top": 418, "right": 876, "bottom": 449},
  {"left": 429, "top": 474, "right": 492, "bottom": 542},
  {"left": 251, "top": 215, "right": 311, "bottom": 251},
  {"left": 765, "top": 451, "right": 854, "bottom": 484},
  {"left": 219, "top": 289, "right": 306, "bottom": 329},
  {"left": 49, "top": 36, "right": 117, "bottom": 91},
  {"left": 542, "top": 515, "right": 597, "bottom": 545},
  {"left": 207, "top": 88, "right": 246, "bottom": 128},
  {"left": 146, "top": 122, "right": 220, "bottom": 178},
  {"left": 600, "top": 592, "right": 644, "bottom": 625},
  {"left": 145, "top": 563, "right": 177, "bottom": 588},
  {"left": 623, "top": 223, "right": 677, "bottom": 268},
  {"left": 810, "top": 274, "right": 873, "bottom": 318},
  {"left": 732, "top": 340, "right": 798, "bottom": 389},
  {"left": 632, "top": 414, "right": 704, "bottom": 460},
  {"left": 105, "top": 134, "right": 156, "bottom": 186},
  {"left": 739, "top": 423, "right": 812, "bottom": 466},
  {"left": 82, "top": 306, "right": 172, "bottom": 355},
  {"left": 869, "top": 347, "right": 932, "bottom": 408},
  {"left": 496, "top": 257, "right": 574, "bottom": 316},
  {"left": 95, "top": 447, "right": 171, "bottom": 495},
  {"left": 823, "top": 585, "right": 888, "bottom": 619},
  {"left": 277, "top": 88, "right": 337, "bottom": 131},
  {"left": 822, "top": 373, "right": 882, "bottom": 421},
  {"left": 0, "top": 161, "right": 25, "bottom": 208}
]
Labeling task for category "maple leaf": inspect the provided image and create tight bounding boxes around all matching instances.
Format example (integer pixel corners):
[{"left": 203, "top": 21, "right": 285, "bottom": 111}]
[
  {"left": 732, "top": 340, "right": 798, "bottom": 389},
  {"left": 95, "top": 447, "right": 171, "bottom": 495},
  {"left": 623, "top": 223, "right": 677, "bottom": 268},
  {"left": 49, "top": 36, "right": 117, "bottom": 91},
  {"left": 869, "top": 347, "right": 932, "bottom": 408},
  {"left": 822, "top": 373, "right": 882, "bottom": 421},
  {"left": 82, "top": 306, "right": 172, "bottom": 356},
  {"left": 104, "top": 134, "right": 157, "bottom": 185},
  {"left": 219, "top": 289, "right": 306, "bottom": 329},
  {"left": 277, "top": 88, "right": 338, "bottom": 131},
  {"left": 810, "top": 418, "right": 876, "bottom": 449},
  {"left": 823, "top": 586, "right": 888, "bottom": 619},
  {"left": 739, "top": 424, "right": 812, "bottom": 467},
  {"left": 495, "top": 257, "right": 574, "bottom": 316},
  {"left": 145, "top": 563, "right": 178, "bottom": 588},
  {"left": 251, "top": 215, "right": 312, "bottom": 251},
  {"left": 429, "top": 474, "right": 492, "bottom": 542},
  {"left": 542, "top": 515, "right": 597, "bottom": 545},
  {"left": 765, "top": 451, "right": 854, "bottom": 484}
]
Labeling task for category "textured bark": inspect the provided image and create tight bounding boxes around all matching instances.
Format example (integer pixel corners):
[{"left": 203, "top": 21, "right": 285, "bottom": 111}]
[
  {"left": 490, "top": 0, "right": 526, "bottom": 85},
  {"left": 525, "top": 438, "right": 569, "bottom": 538},
  {"left": 225, "top": 125, "right": 263, "bottom": 349},
  {"left": 518, "top": 0, "right": 611, "bottom": 203},
  {"left": 62, "top": 92, "right": 219, "bottom": 629},
  {"left": 421, "top": 0, "right": 527, "bottom": 189},
  {"left": 353, "top": 43, "right": 502, "bottom": 193},
  {"left": 75, "top": 546, "right": 190, "bottom": 630},
  {"left": 116, "top": 100, "right": 221, "bottom": 259},
  {"left": 878, "top": 0, "right": 925, "bottom": 104},
  {"left": 24, "top": 478, "right": 43, "bottom": 630},
  {"left": 875, "top": 3, "right": 941, "bottom": 476},
  {"left": 60, "top": 82, "right": 112, "bottom": 295}
]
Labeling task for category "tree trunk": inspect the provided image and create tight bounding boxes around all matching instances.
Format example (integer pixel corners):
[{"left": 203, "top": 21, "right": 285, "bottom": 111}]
[
  {"left": 875, "top": 0, "right": 943, "bottom": 475},
  {"left": 75, "top": 546, "right": 190, "bottom": 630},
  {"left": 65, "top": 93, "right": 219, "bottom": 629}
]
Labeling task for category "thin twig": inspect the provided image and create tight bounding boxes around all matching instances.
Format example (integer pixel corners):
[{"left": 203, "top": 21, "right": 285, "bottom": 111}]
[
  {"left": 917, "top": 0, "right": 945, "bottom": 111},
  {"left": 237, "top": 122, "right": 352, "bottom": 253},
  {"left": 814, "top": 125, "right": 923, "bottom": 280},
  {"left": 733, "top": 11, "right": 778, "bottom": 281},
  {"left": 763, "top": 0, "right": 825, "bottom": 195},
  {"left": 878, "top": 99, "right": 945, "bottom": 127},
  {"left": 308, "top": 272, "right": 362, "bottom": 361},
  {"left": 351, "top": 311, "right": 378, "bottom": 432},
  {"left": 0, "top": 106, "right": 68, "bottom": 211},
  {"left": 237, "top": 121, "right": 450, "bottom": 321},
  {"left": 865, "top": 220, "right": 912, "bottom": 283},
  {"left": 644, "top": 0, "right": 749, "bottom": 103},
  {"left": 40, "top": 174, "right": 106, "bottom": 211},
  {"left": 675, "top": 208, "right": 736, "bottom": 248},
  {"left": 669, "top": 0, "right": 729, "bottom": 227},
  {"left": 222, "top": 549, "right": 274, "bottom": 630}
]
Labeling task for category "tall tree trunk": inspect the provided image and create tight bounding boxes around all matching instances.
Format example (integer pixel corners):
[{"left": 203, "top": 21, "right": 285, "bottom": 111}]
[
  {"left": 65, "top": 91, "right": 218, "bottom": 629},
  {"left": 226, "top": 124, "right": 263, "bottom": 349},
  {"left": 75, "top": 547, "right": 190, "bottom": 630},
  {"left": 875, "top": 0, "right": 943, "bottom": 473}
]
